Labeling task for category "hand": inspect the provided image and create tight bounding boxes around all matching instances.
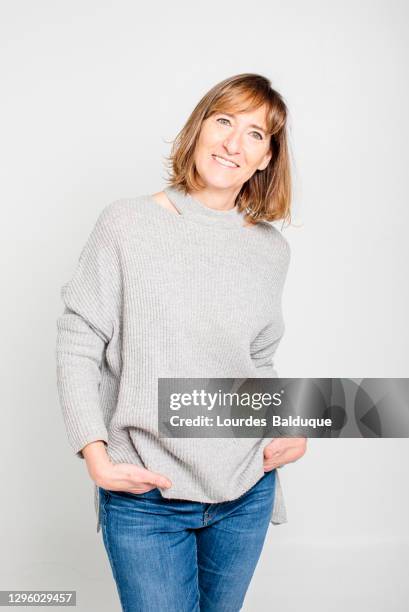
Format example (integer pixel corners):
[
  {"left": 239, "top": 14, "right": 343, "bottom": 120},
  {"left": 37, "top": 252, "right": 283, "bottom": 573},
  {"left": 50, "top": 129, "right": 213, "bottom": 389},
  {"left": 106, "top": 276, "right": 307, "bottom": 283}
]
[
  {"left": 82, "top": 440, "right": 172, "bottom": 493},
  {"left": 92, "top": 461, "right": 173, "bottom": 494},
  {"left": 263, "top": 437, "right": 307, "bottom": 472}
]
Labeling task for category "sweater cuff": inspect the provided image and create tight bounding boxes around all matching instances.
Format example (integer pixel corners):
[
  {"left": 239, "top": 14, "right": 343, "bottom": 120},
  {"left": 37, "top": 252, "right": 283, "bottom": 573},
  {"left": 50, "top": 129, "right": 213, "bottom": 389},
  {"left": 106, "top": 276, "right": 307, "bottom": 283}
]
[{"left": 73, "top": 432, "right": 109, "bottom": 460}]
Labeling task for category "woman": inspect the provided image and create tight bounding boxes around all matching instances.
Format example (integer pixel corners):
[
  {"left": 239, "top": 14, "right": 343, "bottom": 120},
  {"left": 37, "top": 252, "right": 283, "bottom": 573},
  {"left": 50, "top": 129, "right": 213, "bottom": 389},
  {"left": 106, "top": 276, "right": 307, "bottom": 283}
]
[{"left": 56, "top": 73, "right": 306, "bottom": 612}]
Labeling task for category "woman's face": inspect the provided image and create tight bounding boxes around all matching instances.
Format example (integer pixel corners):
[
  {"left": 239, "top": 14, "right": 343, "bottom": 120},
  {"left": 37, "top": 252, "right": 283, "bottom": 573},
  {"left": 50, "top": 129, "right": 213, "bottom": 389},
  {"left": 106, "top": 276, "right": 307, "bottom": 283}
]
[{"left": 193, "top": 105, "right": 272, "bottom": 192}]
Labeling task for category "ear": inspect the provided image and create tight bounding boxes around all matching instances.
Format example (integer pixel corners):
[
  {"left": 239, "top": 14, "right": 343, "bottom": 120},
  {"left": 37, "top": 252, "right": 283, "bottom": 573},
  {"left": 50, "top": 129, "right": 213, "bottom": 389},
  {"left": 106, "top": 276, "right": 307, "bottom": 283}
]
[{"left": 257, "top": 149, "right": 272, "bottom": 172}]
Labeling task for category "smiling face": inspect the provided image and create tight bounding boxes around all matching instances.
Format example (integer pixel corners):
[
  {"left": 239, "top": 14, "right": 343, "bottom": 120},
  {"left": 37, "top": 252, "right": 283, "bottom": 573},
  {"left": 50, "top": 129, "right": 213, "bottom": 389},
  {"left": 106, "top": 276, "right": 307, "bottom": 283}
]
[{"left": 193, "top": 105, "right": 273, "bottom": 192}]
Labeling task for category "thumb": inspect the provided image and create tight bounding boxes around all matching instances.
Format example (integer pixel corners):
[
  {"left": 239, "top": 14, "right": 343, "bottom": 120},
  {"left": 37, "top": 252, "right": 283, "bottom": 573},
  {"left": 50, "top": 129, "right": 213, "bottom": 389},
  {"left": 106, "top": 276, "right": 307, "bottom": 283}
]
[{"left": 263, "top": 446, "right": 273, "bottom": 459}]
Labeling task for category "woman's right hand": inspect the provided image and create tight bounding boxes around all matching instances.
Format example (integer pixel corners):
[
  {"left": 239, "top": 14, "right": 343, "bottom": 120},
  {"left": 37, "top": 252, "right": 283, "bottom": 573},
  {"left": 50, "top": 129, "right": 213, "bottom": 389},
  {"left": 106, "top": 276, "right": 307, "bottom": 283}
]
[{"left": 82, "top": 440, "right": 172, "bottom": 494}]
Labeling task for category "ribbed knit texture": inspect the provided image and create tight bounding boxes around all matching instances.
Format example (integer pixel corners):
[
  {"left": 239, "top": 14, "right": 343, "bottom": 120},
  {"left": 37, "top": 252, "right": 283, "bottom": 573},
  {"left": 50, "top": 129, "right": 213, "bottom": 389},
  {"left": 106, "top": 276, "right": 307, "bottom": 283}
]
[{"left": 56, "top": 186, "right": 291, "bottom": 533}]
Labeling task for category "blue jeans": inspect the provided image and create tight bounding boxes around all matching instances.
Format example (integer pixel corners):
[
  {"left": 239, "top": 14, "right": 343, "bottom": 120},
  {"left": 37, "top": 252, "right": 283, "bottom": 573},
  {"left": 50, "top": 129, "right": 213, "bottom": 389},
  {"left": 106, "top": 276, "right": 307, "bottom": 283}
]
[{"left": 98, "top": 469, "right": 276, "bottom": 612}]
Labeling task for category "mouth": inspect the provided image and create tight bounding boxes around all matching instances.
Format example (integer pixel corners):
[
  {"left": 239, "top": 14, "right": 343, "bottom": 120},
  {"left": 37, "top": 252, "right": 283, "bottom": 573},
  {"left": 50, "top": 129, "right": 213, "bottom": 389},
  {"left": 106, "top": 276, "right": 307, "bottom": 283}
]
[{"left": 211, "top": 154, "right": 240, "bottom": 169}]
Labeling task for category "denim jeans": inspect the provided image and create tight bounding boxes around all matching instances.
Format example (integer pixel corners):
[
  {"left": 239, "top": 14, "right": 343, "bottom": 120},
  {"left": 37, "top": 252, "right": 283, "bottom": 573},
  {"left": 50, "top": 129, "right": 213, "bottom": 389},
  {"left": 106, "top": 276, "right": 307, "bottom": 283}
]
[{"left": 98, "top": 469, "right": 276, "bottom": 612}]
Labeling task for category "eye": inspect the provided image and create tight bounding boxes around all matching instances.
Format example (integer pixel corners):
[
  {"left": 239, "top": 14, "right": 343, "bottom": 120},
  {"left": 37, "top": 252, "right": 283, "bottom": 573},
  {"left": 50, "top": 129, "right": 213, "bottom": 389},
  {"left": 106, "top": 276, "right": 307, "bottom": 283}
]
[
  {"left": 216, "top": 117, "right": 264, "bottom": 141},
  {"left": 216, "top": 117, "right": 230, "bottom": 126}
]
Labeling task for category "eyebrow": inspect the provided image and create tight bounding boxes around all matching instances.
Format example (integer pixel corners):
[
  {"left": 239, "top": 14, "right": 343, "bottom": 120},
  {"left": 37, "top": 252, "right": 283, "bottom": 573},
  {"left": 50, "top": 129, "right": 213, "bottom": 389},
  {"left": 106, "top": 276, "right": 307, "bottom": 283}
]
[{"left": 220, "top": 112, "right": 267, "bottom": 134}]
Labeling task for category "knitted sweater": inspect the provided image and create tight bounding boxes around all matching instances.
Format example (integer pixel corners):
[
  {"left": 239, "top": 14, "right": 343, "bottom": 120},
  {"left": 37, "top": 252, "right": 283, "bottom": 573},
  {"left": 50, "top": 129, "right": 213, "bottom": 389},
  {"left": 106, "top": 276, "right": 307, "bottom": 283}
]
[{"left": 56, "top": 186, "right": 291, "bottom": 533}]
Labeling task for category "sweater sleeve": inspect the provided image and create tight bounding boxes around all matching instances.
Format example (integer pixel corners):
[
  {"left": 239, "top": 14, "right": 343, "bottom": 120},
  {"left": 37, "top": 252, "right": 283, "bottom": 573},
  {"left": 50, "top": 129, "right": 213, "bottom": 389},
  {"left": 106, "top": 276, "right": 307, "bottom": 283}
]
[
  {"left": 250, "top": 230, "right": 291, "bottom": 378},
  {"left": 250, "top": 321, "right": 285, "bottom": 378},
  {"left": 55, "top": 204, "right": 122, "bottom": 460},
  {"left": 250, "top": 231, "right": 291, "bottom": 466}
]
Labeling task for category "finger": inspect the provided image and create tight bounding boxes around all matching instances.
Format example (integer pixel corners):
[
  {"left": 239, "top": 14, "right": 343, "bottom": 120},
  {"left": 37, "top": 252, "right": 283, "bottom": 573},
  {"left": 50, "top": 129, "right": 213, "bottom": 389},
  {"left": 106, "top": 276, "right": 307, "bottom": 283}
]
[
  {"left": 263, "top": 461, "right": 280, "bottom": 471},
  {"left": 137, "top": 469, "right": 172, "bottom": 488},
  {"left": 127, "top": 485, "right": 156, "bottom": 494}
]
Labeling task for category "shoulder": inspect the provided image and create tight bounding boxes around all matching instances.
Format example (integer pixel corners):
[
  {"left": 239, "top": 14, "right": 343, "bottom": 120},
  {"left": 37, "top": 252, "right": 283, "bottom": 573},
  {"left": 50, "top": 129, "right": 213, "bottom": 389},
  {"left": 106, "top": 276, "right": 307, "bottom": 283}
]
[
  {"left": 99, "top": 195, "right": 149, "bottom": 223},
  {"left": 258, "top": 221, "right": 291, "bottom": 263},
  {"left": 93, "top": 195, "right": 156, "bottom": 235}
]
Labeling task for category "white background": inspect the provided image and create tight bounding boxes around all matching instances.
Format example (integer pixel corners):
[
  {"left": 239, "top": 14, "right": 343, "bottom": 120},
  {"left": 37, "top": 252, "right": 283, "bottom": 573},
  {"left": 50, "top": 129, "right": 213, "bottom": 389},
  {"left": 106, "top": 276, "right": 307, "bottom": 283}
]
[{"left": 1, "top": 1, "right": 408, "bottom": 610}]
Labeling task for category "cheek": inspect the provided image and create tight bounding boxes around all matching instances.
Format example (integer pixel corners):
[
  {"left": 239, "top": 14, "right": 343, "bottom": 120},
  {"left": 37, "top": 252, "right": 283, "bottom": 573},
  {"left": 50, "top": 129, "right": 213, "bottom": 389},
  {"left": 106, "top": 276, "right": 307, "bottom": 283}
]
[
  {"left": 200, "top": 126, "right": 223, "bottom": 150},
  {"left": 249, "top": 150, "right": 268, "bottom": 168}
]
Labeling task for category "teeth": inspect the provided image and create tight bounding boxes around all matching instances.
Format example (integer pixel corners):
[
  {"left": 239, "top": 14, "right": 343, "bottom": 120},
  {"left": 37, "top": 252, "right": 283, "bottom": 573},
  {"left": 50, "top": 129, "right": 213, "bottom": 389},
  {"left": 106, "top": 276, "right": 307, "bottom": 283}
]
[{"left": 213, "top": 155, "right": 238, "bottom": 168}]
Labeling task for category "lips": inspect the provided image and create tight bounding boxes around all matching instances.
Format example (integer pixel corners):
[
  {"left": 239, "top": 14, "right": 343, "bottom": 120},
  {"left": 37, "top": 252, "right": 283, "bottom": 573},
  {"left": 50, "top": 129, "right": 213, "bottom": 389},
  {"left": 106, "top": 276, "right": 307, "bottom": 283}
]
[{"left": 211, "top": 154, "right": 240, "bottom": 168}]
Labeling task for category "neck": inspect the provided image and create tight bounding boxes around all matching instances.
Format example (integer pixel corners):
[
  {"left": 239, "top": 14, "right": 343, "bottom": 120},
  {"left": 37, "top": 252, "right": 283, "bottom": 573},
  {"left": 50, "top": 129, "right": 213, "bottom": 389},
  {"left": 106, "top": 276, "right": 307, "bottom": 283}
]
[
  {"left": 163, "top": 185, "right": 247, "bottom": 230},
  {"left": 188, "top": 186, "right": 240, "bottom": 212}
]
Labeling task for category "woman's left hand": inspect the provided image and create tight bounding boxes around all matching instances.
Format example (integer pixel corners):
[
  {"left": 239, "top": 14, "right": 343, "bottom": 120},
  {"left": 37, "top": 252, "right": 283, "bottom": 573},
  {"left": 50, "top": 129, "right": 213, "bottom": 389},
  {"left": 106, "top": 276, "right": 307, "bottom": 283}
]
[{"left": 263, "top": 437, "right": 307, "bottom": 471}]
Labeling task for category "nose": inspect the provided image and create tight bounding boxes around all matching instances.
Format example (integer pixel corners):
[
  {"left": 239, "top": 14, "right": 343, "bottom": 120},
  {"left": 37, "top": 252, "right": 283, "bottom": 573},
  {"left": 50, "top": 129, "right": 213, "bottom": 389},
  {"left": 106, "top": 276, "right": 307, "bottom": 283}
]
[{"left": 223, "top": 129, "right": 242, "bottom": 155}]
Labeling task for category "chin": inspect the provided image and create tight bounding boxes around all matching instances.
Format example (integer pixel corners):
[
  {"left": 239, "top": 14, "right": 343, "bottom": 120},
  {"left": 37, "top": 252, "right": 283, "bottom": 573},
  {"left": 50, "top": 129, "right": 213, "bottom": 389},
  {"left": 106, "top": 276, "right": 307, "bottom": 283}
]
[
  {"left": 198, "top": 169, "right": 236, "bottom": 190},
  {"left": 204, "top": 178, "right": 233, "bottom": 190}
]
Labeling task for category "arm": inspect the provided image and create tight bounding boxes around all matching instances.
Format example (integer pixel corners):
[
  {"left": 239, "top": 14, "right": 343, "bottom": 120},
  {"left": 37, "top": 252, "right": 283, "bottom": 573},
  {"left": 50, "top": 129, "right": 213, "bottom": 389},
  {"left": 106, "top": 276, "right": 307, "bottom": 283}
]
[
  {"left": 250, "top": 321, "right": 285, "bottom": 378},
  {"left": 82, "top": 440, "right": 113, "bottom": 482},
  {"left": 56, "top": 307, "right": 110, "bottom": 459},
  {"left": 55, "top": 203, "right": 122, "bottom": 460},
  {"left": 250, "top": 229, "right": 290, "bottom": 378},
  {"left": 248, "top": 230, "right": 308, "bottom": 469},
  {"left": 55, "top": 203, "right": 173, "bottom": 493}
]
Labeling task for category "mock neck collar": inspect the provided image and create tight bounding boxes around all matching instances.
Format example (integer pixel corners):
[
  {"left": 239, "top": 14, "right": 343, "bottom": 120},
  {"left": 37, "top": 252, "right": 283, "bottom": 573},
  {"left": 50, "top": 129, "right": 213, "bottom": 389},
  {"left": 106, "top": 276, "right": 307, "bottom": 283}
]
[{"left": 163, "top": 185, "right": 246, "bottom": 229}]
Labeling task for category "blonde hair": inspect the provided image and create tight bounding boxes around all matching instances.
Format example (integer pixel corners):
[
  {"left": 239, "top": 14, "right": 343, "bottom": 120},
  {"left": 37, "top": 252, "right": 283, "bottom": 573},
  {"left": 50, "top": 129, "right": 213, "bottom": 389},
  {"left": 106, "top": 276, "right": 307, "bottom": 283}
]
[{"left": 165, "top": 73, "right": 292, "bottom": 226}]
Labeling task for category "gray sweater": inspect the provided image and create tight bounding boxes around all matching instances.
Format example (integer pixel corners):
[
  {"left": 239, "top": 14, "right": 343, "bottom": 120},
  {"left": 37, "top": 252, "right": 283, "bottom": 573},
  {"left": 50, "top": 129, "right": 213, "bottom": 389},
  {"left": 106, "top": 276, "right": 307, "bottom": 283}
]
[{"left": 56, "top": 186, "right": 291, "bottom": 533}]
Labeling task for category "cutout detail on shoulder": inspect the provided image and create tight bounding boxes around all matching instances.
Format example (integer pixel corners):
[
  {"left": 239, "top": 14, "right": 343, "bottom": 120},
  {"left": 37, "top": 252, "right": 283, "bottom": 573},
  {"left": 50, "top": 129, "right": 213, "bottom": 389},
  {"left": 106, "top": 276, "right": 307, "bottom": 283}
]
[{"left": 150, "top": 192, "right": 181, "bottom": 215}]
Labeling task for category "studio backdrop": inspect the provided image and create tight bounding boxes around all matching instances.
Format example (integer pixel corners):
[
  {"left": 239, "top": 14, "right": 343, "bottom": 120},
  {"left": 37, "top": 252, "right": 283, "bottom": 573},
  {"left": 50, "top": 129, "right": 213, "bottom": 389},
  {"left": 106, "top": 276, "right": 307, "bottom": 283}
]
[{"left": 1, "top": 1, "right": 408, "bottom": 611}]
